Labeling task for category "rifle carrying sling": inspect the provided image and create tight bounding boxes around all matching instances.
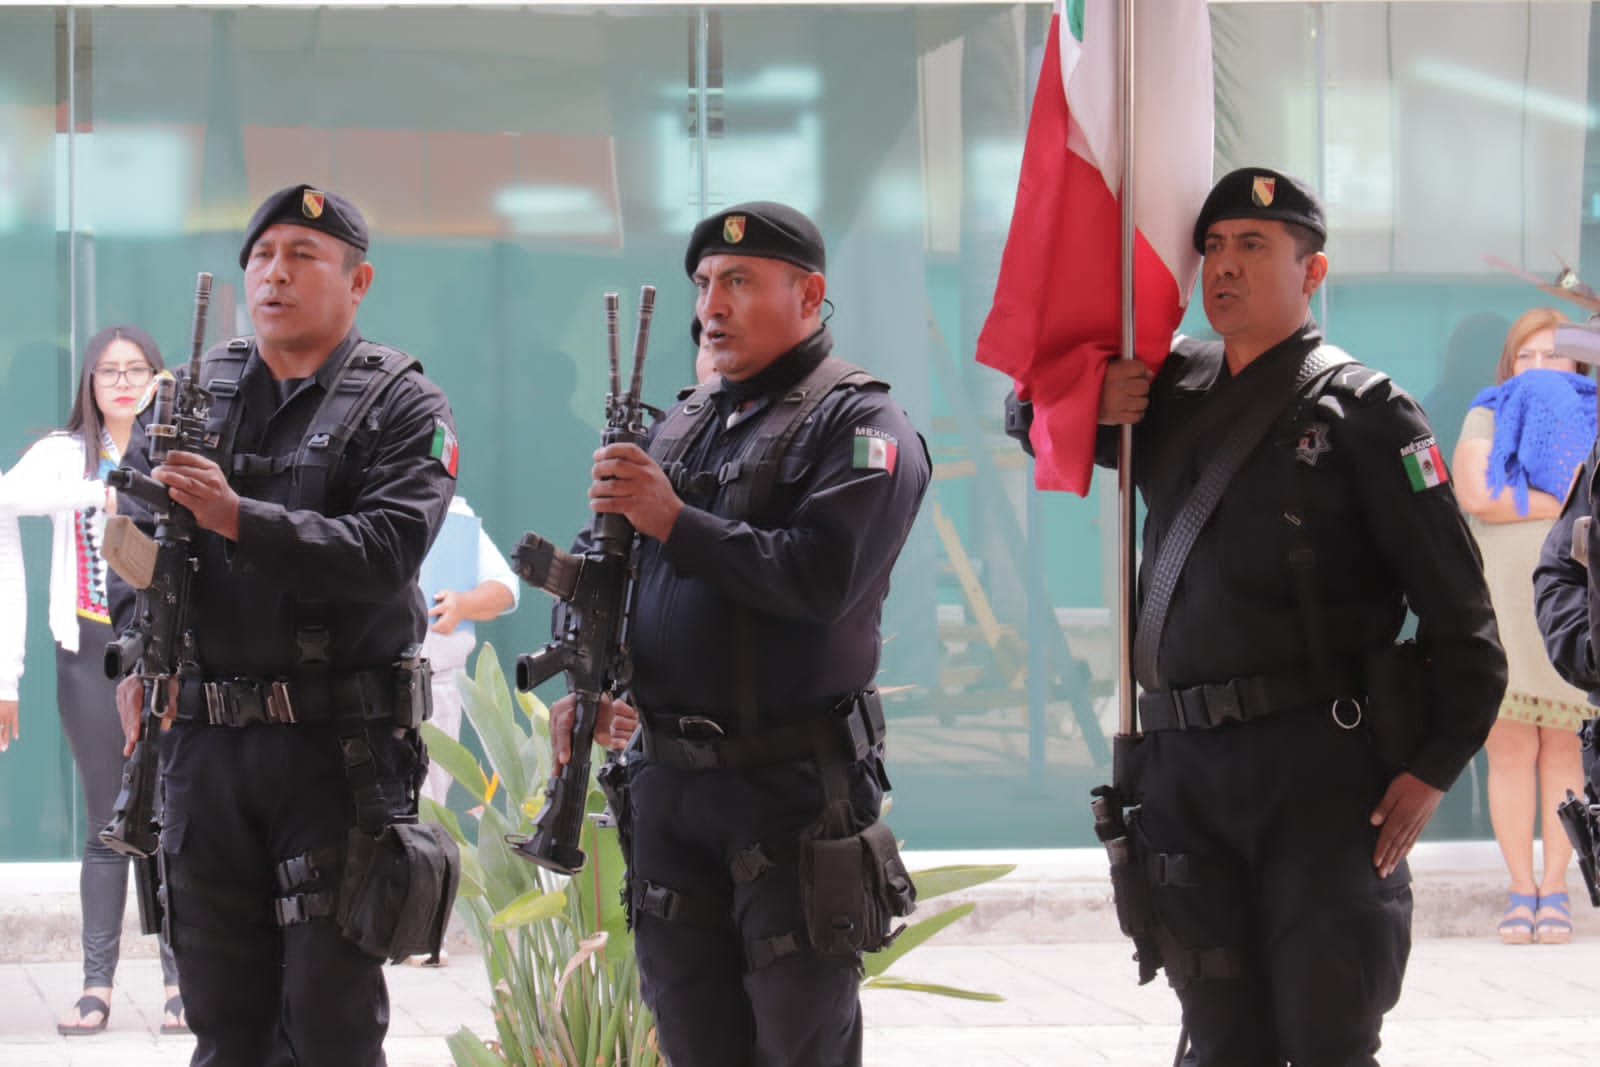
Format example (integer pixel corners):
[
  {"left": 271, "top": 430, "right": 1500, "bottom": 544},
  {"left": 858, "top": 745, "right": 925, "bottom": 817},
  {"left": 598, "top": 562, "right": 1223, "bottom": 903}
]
[{"left": 1132, "top": 345, "right": 1351, "bottom": 697}]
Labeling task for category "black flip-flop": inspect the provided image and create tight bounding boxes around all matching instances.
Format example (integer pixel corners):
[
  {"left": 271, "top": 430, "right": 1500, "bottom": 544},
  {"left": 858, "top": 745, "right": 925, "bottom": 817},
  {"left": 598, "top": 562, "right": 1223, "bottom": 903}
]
[
  {"left": 160, "top": 993, "right": 190, "bottom": 1036},
  {"left": 56, "top": 994, "right": 110, "bottom": 1036}
]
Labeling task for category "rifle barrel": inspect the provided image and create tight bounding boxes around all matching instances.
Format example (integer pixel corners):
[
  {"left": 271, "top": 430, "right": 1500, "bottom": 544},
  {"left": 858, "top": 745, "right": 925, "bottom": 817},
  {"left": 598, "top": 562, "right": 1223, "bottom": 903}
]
[
  {"left": 189, "top": 272, "right": 213, "bottom": 376},
  {"left": 627, "top": 285, "right": 656, "bottom": 409}
]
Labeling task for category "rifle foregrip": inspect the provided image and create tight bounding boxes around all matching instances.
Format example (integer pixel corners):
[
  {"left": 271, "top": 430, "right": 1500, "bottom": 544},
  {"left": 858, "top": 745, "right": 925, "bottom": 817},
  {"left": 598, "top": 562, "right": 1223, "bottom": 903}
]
[{"left": 107, "top": 468, "right": 172, "bottom": 511}]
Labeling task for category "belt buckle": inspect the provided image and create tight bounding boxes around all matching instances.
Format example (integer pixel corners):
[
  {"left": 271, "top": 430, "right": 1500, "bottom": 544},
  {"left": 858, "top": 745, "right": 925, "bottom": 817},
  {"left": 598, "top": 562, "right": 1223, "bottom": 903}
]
[
  {"left": 203, "top": 682, "right": 227, "bottom": 726},
  {"left": 1172, "top": 689, "right": 1200, "bottom": 731},
  {"left": 1210, "top": 680, "right": 1244, "bottom": 725},
  {"left": 268, "top": 681, "right": 297, "bottom": 725}
]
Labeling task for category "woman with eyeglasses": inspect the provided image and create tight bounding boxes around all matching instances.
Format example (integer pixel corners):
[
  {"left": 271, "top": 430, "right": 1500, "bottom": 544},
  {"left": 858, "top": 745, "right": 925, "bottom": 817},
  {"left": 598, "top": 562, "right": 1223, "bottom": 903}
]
[
  {"left": 0, "top": 325, "right": 183, "bottom": 1035},
  {"left": 1453, "top": 306, "right": 1597, "bottom": 948}
]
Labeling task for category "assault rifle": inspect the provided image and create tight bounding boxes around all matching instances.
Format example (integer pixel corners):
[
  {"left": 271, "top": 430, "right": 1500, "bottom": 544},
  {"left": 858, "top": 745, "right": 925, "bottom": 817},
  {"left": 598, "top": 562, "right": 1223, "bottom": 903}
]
[
  {"left": 99, "top": 273, "right": 216, "bottom": 931},
  {"left": 508, "top": 286, "right": 656, "bottom": 876}
]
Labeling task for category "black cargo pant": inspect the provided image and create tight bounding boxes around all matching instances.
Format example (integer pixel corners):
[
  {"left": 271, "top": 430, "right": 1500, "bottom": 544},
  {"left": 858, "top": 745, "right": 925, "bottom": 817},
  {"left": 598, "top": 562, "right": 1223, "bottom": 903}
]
[
  {"left": 1137, "top": 703, "right": 1413, "bottom": 1067},
  {"left": 159, "top": 718, "right": 418, "bottom": 1067},
  {"left": 627, "top": 754, "right": 883, "bottom": 1067}
]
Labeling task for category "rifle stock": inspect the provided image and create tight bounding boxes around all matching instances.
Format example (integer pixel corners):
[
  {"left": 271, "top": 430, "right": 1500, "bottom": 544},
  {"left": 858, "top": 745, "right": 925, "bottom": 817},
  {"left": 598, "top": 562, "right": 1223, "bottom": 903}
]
[{"left": 509, "top": 286, "right": 656, "bottom": 876}]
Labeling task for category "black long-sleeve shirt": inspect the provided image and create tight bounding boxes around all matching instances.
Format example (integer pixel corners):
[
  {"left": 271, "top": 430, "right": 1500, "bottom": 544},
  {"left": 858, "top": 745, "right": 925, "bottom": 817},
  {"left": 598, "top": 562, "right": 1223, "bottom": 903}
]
[
  {"left": 114, "top": 330, "right": 456, "bottom": 681},
  {"left": 1097, "top": 321, "right": 1505, "bottom": 789},
  {"left": 1535, "top": 443, "right": 1600, "bottom": 702},
  {"left": 624, "top": 327, "right": 930, "bottom": 726}
]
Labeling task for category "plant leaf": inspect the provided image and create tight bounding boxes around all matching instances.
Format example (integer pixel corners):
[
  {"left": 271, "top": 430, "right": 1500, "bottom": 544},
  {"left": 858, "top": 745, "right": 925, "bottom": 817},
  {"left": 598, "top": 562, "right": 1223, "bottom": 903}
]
[
  {"left": 421, "top": 723, "right": 490, "bottom": 806},
  {"left": 864, "top": 902, "right": 975, "bottom": 977},
  {"left": 421, "top": 795, "right": 468, "bottom": 846},
  {"left": 444, "top": 1026, "right": 509, "bottom": 1066},
  {"left": 465, "top": 646, "right": 533, "bottom": 813},
  {"left": 860, "top": 974, "right": 1004, "bottom": 1001},
  {"left": 490, "top": 885, "right": 569, "bottom": 930},
  {"left": 910, "top": 864, "right": 1014, "bottom": 902}
]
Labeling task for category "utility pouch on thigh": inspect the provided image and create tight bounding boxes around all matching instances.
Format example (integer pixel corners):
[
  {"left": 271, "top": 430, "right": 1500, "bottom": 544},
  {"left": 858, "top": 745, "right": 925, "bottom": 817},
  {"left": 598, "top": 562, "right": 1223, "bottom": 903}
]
[
  {"left": 392, "top": 647, "right": 434, "bottom": 728},
  {"left": 800, "top": 821, "right": 917, "bottom": 960},
  {"left": 1363, "top": 640, "right": 1429, "bottom": 777},
  {"left": 337, "top": 822, "right": 461, "bottom": 962}
]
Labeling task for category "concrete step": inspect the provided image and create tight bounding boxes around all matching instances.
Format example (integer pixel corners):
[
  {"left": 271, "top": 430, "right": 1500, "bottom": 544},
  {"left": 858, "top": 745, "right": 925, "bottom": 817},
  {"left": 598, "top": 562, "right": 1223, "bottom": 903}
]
[{"left": 0, "top": 841, "right": 1587, "bottom": 964}]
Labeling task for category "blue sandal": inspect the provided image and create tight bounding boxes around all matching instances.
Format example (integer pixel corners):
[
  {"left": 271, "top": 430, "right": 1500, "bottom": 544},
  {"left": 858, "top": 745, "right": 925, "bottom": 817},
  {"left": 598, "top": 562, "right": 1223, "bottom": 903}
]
[
  {"left": 1536, "top": 892, "right": 1574, "bottom": 944},
  {"left": 1498, "top": 892, "right": 1537, "bottom": 944}
]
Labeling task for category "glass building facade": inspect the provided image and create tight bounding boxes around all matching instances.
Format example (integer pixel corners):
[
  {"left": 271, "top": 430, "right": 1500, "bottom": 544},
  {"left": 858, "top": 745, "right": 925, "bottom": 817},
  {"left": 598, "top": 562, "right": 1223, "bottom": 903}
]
[{"left": 0, "top": 1, "right": 1593, "bottom": 859}]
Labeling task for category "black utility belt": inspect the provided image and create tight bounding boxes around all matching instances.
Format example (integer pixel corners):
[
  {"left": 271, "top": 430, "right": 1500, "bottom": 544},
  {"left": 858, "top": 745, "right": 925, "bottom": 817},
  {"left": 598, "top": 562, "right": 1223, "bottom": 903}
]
[
  {"left": 1138, "top": 664, "right": 1363, "bottom": 733},
  {"left": 175, "top": 661, "right": 432, "bottom": 730},
  {"left": 641, "top": 690, "right": 885, "bottom": 772}
]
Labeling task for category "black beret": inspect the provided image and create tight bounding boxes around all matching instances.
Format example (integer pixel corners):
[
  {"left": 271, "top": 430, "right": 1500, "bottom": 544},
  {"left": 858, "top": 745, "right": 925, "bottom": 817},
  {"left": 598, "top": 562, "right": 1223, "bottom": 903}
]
[
  {"left": 238, "top": 184, "right": 370, "bottom": 268},
  {"left": 684, "top": 201, "right": 825, "bottom": 277},
  {"left": 1191, "top": 167, "right": 1326, "bottom": 253}
]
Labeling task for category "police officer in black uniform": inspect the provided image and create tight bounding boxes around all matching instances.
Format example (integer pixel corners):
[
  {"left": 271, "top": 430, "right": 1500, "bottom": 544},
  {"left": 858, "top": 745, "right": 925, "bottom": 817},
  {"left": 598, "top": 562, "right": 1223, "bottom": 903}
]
[
  {"left": 549, "top": 201, "right": 930, "bottom": 1066},
  {"left": 1535, "top": 441, "right": 1600, "bottom": 701},
  {"left": 112, "top": 184, "right": 456, "bottom": 1067},
  {"left": 1095, "top": 169, "right": 1505, "bottom": 1066}
]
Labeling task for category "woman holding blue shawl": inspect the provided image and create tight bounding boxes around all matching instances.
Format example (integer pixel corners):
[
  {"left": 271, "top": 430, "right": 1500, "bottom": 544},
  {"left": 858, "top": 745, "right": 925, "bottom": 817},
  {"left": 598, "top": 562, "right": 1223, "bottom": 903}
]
[{"left": 1453, "top": 307, "right": 1596, "bottom": 945}]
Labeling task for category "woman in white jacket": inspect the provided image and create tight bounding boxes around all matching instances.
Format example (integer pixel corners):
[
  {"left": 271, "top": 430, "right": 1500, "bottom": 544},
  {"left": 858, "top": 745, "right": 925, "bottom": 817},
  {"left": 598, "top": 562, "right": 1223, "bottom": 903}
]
[
  {"left": 0, "top": 471, "right": 21, "bottom": 750},
  {"left": 1, "top": 325, "right": 182, "bottom": 1035}
]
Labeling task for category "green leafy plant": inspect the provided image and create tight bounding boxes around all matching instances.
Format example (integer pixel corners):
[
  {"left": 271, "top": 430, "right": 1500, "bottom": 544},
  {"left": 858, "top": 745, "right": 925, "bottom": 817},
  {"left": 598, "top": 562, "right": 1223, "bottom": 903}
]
[{"left": 423, "top": 644, "right": 1012, "bottom": 1065}]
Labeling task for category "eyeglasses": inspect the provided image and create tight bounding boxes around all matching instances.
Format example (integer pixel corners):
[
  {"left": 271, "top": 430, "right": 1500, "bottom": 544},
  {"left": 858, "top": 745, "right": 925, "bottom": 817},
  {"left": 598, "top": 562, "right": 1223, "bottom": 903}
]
[{"left": 92, "top": 365, "right": 154, "bottom": 387}]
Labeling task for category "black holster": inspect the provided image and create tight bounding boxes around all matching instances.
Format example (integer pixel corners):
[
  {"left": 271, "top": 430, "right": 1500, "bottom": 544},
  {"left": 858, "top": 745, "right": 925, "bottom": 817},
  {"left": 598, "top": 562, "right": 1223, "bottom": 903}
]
[
  {"left": 133, "top": 854, "right": 164, "bottom": 937},
  {"left": 1091, "top": 733, "right": 1163, "bottom": 985},
  {"left": 337, "top": 822, "right": 461, "bottom": 962},
  {"left": 1363, "top": 640, "right": 1429, "bottom": 777},
  {"left": 1091, "top": 782, "right": 1163, "bottom": 985},
  {"left": 596, "top": 745, "right": 636, "bottom": 928}
]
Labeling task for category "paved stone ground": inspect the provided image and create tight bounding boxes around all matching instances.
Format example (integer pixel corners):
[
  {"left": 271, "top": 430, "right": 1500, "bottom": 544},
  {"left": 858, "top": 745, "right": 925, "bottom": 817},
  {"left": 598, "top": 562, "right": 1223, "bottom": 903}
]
[
  {"left": 4, "top": 844, "right": 1599, "bottom": 1065},
  {"left": 1, "top": 938, "right": 1597, "bottom": 1065}
]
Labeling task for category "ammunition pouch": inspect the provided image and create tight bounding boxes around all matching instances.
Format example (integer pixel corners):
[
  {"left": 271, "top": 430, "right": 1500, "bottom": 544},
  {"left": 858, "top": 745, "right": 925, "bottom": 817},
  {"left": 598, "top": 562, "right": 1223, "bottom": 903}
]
[
  {"left": 1363, "top": 640, "right": 1428, "bottom": 778},
  {"left": 799, "top": 820, "right": 916, "bottom": 961},
  {"left": 335, "top": 822, "right": 461, "bottom": 962}
]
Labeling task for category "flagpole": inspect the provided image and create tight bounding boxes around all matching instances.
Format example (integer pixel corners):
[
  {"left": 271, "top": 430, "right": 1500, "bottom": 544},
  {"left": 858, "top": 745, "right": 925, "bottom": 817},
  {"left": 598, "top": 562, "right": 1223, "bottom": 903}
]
[{"left": 1115, "top": 0, "right": 1138, "bottom": 740}]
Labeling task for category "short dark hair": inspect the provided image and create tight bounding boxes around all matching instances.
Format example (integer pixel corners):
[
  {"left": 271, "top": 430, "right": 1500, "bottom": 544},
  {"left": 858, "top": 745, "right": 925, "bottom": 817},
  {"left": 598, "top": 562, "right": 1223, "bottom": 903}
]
[
  {"left": 341, "top": 242, "right": 367, "bottom": 273},
  {"left": 1285, "top": 221, "right": 1325, "bottom": 261}
]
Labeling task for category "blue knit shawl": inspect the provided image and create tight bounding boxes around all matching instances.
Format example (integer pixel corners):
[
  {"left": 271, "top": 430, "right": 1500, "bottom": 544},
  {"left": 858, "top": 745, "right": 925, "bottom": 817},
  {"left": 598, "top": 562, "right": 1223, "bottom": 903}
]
[{"left": 1468, "top": 369, "right": 1596, "bottom": 515}]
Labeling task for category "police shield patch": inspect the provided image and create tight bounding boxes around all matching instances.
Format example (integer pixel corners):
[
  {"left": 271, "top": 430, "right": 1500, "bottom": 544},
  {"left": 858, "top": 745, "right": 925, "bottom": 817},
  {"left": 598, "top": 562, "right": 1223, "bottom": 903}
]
[
  {"left": 723, "top": 215, "right": 746, "bottom": 244},
  {"left": 302, "top": 190, "right": 325, "bottom": 219},
  {"left": 1295, "top": 422, "right": 1331, "bottom": 467},
  {"left": 1252, "top": 176, "right": 1276, "bottom": 207}
]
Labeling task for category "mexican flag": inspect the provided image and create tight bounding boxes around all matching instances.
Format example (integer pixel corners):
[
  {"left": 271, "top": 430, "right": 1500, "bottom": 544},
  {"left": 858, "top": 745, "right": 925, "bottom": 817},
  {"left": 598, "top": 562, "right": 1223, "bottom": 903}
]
[{"left": 975, "top": 0, "right": 1214, "bottom": 495}]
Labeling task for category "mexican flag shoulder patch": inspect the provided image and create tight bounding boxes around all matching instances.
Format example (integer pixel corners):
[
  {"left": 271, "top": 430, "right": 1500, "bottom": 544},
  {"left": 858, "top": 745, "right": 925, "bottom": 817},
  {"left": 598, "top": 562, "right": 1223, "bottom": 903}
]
[
  {"left": 1400, "top": 435, "right": 1447, "bottom": 492},
  {"left": 430, "top": 417, "right": 459, "bottom": 477},
  {"left": 852, "top": 427, "right": 898, "bottom": 473}
]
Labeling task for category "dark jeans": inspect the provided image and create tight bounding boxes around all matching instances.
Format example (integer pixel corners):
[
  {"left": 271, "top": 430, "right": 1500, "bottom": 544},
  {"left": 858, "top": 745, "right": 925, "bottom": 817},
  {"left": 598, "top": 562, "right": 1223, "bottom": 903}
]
[
  {"left": 159, "top": 717, "right": 419, "bottom": 1067},
  {"left": 1139, "top": 704, "right": 1413, "bottom": 1067},
  {"left": 628, "top": 755, "right": 883, "bottom": 1067},
  {"left": 56, "top": 617, "right": 178, "bottom": 989}
]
